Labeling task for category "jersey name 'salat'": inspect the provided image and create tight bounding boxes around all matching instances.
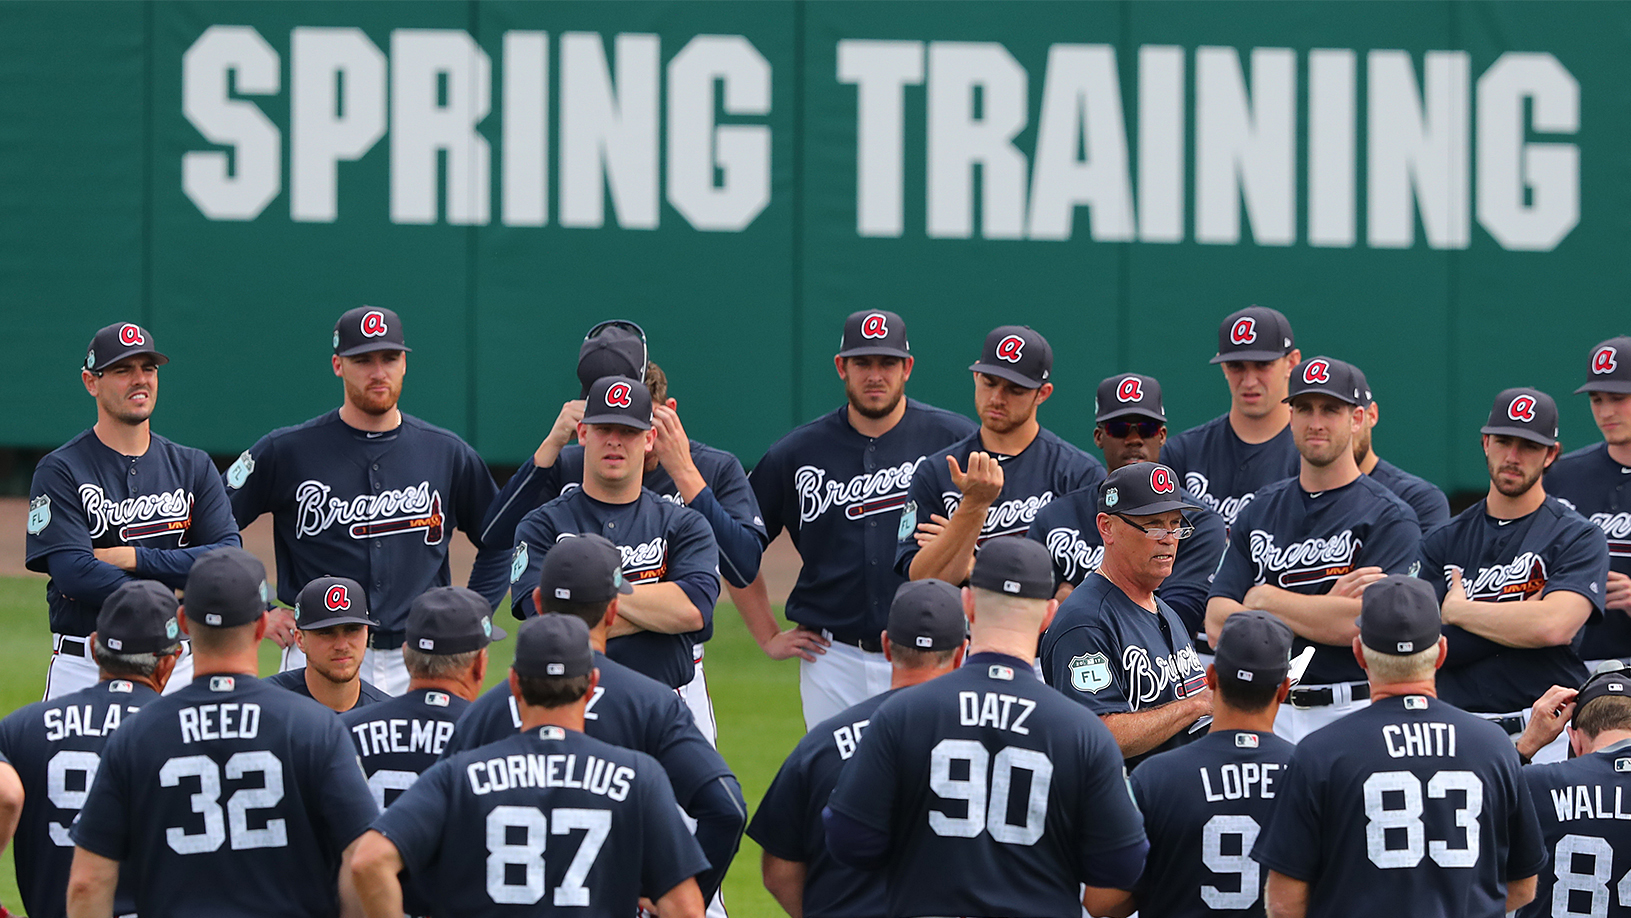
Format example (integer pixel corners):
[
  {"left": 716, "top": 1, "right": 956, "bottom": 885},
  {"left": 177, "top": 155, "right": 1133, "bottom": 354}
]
[
  {"left": 1160, "top": 414, "right": 1300, "bottom": 528},
  {"left": 1547, "top": 441, "right": 1631, "bottom": 658},
  {"left": 1519, "top": 738, "right": 1631, "bottom": 918}
]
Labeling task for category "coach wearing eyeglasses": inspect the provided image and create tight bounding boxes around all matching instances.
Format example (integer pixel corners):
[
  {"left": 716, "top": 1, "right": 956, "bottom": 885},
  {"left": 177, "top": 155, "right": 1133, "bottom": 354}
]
[{"left": 1039, "top": 461, "right": 1214, "bottom": 767}]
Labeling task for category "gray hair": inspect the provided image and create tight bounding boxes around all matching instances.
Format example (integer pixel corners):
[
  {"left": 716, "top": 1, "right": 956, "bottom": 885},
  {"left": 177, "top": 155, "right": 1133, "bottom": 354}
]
[
  {"left": 402, "top": 647, "right": 482, "bottom": 679},
  {"left": 1360, "top": 643, "right": 1438, "bottom": 684},
  {"left": 93, "top": 639, "right": 181, "bottom": 679}
]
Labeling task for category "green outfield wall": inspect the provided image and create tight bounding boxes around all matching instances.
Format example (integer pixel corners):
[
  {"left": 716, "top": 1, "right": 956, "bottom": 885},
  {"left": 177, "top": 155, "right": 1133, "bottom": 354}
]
[{"left": 3, "top": 1, "right": 1626, "bottom": 493}]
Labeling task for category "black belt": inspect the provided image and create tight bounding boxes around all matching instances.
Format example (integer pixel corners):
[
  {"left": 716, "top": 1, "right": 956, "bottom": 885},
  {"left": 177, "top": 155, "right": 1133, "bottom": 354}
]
[
  {"left": 368, "top": 629, "right": 407, "bottom": 650},
  {"left": 56, "top": 635, "right": 90, "bottom": 658},
  {"left": 1483, "top": 713, "right": 1527, "bottom": 736},
  {"left": 1288, "top": 683, "right": 1370, "bottom": 708},
  {"left": 806, "top": 626, "right": 882, "bottom": 654}
]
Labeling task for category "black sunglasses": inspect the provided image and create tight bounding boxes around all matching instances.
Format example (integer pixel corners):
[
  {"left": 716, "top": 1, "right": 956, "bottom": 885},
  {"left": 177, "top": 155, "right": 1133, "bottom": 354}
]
[{"left": 1101, "top": 419, "right": 1163, "bottom": 438}]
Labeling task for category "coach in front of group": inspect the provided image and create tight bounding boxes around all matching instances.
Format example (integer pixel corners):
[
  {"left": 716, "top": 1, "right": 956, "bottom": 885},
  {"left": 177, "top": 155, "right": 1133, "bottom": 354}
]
[{"left": 28, "top": 322, "right": 241, "bottom": 699}]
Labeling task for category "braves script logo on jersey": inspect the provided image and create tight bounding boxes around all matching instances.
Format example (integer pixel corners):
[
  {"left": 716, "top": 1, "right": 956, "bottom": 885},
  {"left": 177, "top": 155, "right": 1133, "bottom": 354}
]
[
  {"left": 118, "top": 324, "right": 145, "bottom": 346},
  {"left": 941, "top": 490, "right": 1055, "bottom": 541},
  {"left": 294, "top": 480, "right": 445, "bottom": 545},
  {"left": 1045, "top": 527, "right": 1103, "bottom": 581},
  {"left": 860, "top": 313, "right": 889, "bottom": 339},
  {"left": 1117, "top": 376, "right": 1143, "bottom": 402},
  {"left": 794, "top": 460, "right": 920, "bottom": 523},
  {"left": 617, "top": 536, "right": 669, "bottom": 582},
  {"left": 1302, "top": 359, "right": 1331, "bottom": 384},
  {"left": 1509, "top": 395, "right": 1538, "bottom": 422},
  {"left": 1594, "top": 345, "right": 1619, "bottom": 375},
  {"left": 1122, "top": 643, "right": 1205, "bottom": 709},
  {"left": 995, "top": 335, "right": 1025, "bottom": 363},
  {"left": 325, "top": 584, "right": 352, "bottom": 611},
  {"left": 1183, "top": 472, "right": 1255, "bottom": 525},
  {"left": 1588, "top": 512, "right": 1631, "bottom": 558},
  {"left": 1451, "top": 553, "right": 1549, "bottom": 601},
  {"left": 79, "top": 485, "right": 194, "bottom": 544},
  {"left": 1248, "top": 529, "right": 1362, "bottom": 588},
  {"left": 1150, "top": 465, "right": 1176, "bottom": 494},
  {"left": 360, "top": 310, "right": 388, "bottom": 338},
  {"left": 605, "top": 381, "right": 634, "bottom": 408},
  {"left": 1230, "top": 317, "right": 1257, "bottom": 345}
]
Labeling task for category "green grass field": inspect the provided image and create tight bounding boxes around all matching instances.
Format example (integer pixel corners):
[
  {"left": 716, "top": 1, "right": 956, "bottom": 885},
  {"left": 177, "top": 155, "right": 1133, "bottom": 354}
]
[{"left": 0, "top": 575, "right": 808, "bottom": 917}]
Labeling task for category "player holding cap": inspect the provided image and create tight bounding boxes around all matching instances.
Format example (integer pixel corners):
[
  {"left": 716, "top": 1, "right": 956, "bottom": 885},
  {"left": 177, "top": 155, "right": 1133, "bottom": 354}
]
[
  {"left": 349, "top": 614, "right": 710, "bottom": 918},
  {"left": 0, "top": 581, "right": 183, "bottom": 918},
  {"left": 1548, "top": 335, "right": 1631, "bottom": 667},
  {"left": 825, "top": 540, "right": 1147, "bottom": 917},
  {"left": 1162, "top": 306, "right": 1302, "bottom": 528},
  {"left": 744, "top": 310, "right": 975, "bottom": 728},
  {"left": 1349, "top": 364, "right": 1452, "bottom": 536},
  {"left": 750, "top": 579, "right": 967, "bottom": 918},
  {"left": 1207, "top": 356, "right": 1420, "bottom": 741},
  {"left": 1040, "top": 462, "right": 1212, "bottom": 765},
  {"left": 29, "top": 322, "right": 241, "bottom": 699},
  {"left": 1027, "top": 373, "right": 1226, "bottom": 643},
  {"left": 1120, "top": 611, "right": 1296, "bottom": 918},
  {"left": 224, "top": 306, "right": 510, "bottom": 694},
  {"left": 265, "top": 576, "right": 390, "bottom": 713},
  {"left": 451, "top": 534, "right": 745, "bottom": 905},
  {"left": 67, "top": 547, "right": 379, "bottom": 918},
  {"left": 1420, "top": 387, "right": 1608, "bottom": 762},
  {"left": 898, "top": 325, "right": 1104, "bottom": 584},
  {"left": 1254, "top": 576, "right": 1545, "bottom": 918}
]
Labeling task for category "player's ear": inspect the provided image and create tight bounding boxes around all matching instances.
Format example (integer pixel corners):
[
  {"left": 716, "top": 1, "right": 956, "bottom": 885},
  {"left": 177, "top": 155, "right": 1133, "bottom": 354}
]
[
  {"left": 507, "top": 668, "right": 521, "bottom": 700},
  {"left": 471, "top": 647, "right": 489, "bottom": 686},
  {"left": 1569, "top": 724, "right": 1587, "bottom": 758},
  {"left": 1544, "top": 442, "right": 1562, "bottom": 469},
  {"left": 1283, "top": 348, "right": 1302, "bottom": 373},
  {"left": 1275, "top": 676, "right": 1292, "bottom": 705},
  {"left": 255, "top": 610, "right": 271, "bottom": 643},
  {"left": 961, "top": 586, "right": 976, "bottom": 626},
  {"left": 587, "top": 667, "right": 600, "bottom": 696},
  {"left": 1204, "top": 663, "right": 1219, "bottom": 693},
  {"left": 531, "top": 587, "right": 544, "bottom": 619},
  {"left": 1038, "top": 598, "right": 1059, "bottom": 635},
  {"left": 331, "top": 354, "right": 344, "bottom": 377},
  {"left": 176, "top": 609, "right": 191, "bottom": 637},
  {"left": 1351, "top": 635, "right": 1367, "bottom": 672},
  {"left": 833, "top": 355, "right": 848, "bottom": 379},
  {"left": 881, "top": 633, "right": 894, "bottom": 663},
  {"left": 900, "top": 355, "right": 914, "bottom": 382},
  {"left": 81, "top": 368, "right": 99, "bottom": 397},
  {"left": 1034, "top": 382, "right": 1054, "bottom": 406},
  {"left": 153, "top": 646, "right": 181, "bottom": 692},
  {"left": 1434, "top": 636, "right": 1448, "bottom": 670},
  {"left": 950, "top": 642, "right": 966, "bottom": 669},
  {"left": 602, "top": 598, "right": 618, "bottom": 631}
]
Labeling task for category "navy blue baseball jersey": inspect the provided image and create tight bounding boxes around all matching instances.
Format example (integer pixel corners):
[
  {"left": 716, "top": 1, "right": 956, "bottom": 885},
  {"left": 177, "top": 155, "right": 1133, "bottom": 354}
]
[
  {"left": 1253, "top": 695, "right": 1547, "bottom": 917},
  {"left": 1129, "top": 729, "right": 1296, "bottom": 918},
  {"left": 372, "top": 727, "right": 709, "bottom": 916},
  {"left": 1040, "top": 574, "right": 1208, "bottom": 766},
  {"left": 1518, "top": 738, "right": 1631, "bottom": 918},
  {"left": 1549, "top": 442, "right": 1631, "bottom": 659},
  {"left": 748, "top": 690, "right": 896, "bottom": 918},
  {"left": 1210, "top": 476, "right": 1421, "bottom": 685},
  {"left": 224, "top": 410, "right": 509, "bottom": 638},
  {"left": 825, "top": 652, "right": 1146, "bottom": 918},
  {"left": 1027, "top": 483, "right": 1227, "bottom": 640},
  {"left": 265, "top": 668, "right": 391, "bottom": 711},
  {"left": 482, "top": 440, "right": 767, "bottom": 588},
  {"left": 895, "top": 427, "right": 1105, "bottom": 577},
  {"left": 71, "top": 674, "right": 380, "bottom": 918},
  {"left": 750, "top": 400, "right": 975, "bottom": 642},
  {"left": 1369, "top": 458, "right": 1452, "bottom": 537},
  {"left": 0, "top": 679, "right": 159, "bottom": 918},
  {"left": 27, "top": 430, "right": 241, "bottom": 636},
  {"left": 1161, "top": 414, "right": 1301, "bottom": 528},
  {"left": 1419, "top": 496, "right": 1609, "bottom": 714},
  {"left": 341, "top": 688, "right": 470, "bottom": 807},
  {"left": 509, "top": 489, "right": 720, "bottom": 688}
]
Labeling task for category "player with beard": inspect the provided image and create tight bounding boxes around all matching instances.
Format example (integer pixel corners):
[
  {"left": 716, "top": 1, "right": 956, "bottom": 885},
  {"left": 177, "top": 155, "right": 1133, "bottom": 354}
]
[
  {"left": 1349, "top": 365, "right": 1451, "bottom": 537},
  {"left": 744, "top": 311, "right": 975, "bottom": 728},
  {"left": 1548, "top": 336, "right": 1631, "bottom": 668},
  {"left": 1207, "top": 357, "right": 1420, "bottom": 742},
  {"left": 225, "top": 307, "right": 510, "bottom": 695},
  {"left": 266, "top": 576, "right": 390, "bottom": 713},
  {"left": 1419, "top": 388, "right": 1608, "bottom": 762},
  {"left": 1161, "top": 307, "right": 1302, "bottom": 529},
  {"left": 898, "top": 325, "right": 1103, "bottom": 585}
]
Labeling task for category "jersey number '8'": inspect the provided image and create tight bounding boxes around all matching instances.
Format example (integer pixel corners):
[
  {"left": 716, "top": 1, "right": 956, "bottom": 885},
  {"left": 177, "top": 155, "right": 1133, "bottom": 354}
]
[
  {"left": 1549, "top": 834, "right": 1631, "bottom": 917},
  {"left": 159, "top": 752, "right": 287, "bottom": 854},
  {"left": 928, "top": 739, "right": 1054, "bottom": 845},
  {"left": 486, "top": 806, "right": 610, "bottom": 906},
  {"left": 1363, "top": 770, "right": 1483, "bottom": 869}
]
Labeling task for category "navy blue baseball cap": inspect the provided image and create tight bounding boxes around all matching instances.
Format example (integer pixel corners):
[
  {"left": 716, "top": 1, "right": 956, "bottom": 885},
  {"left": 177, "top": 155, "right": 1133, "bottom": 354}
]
[
  {"left": 1214, "top": 611, "right": 1294, "bottom": 684},
  {"left": 1211, "top": 306, "right": 1295, "bottom": 364},
  {"left": 970, "top": 326, "right": 1051, "bottom": 389},
  {"left": 1285, "top": 356, "right": 1367, "bottom": 406},
  {"left": 97, "top": 581, "right": 182, "bottom": 654},
  {"left": 838, "top": 310, "right": 911, "bottom": 359},
  {"left": 334, "top": 306, "right": 410, "bottom": 356},
  {"left": 578, "top": 321, "right": 647, "bottom": 398},
  {"left": 1358, "top": 576, "right": 1442, "bottom": 655},
  {"left": 184, "top": 548, "right": 270, "bottom": 628},
  {"left": 408, "top": 586, "right": 505, "bottom": 654},
  {"left": 1481, "top": 387, "right": 1559, "bottom": 446},
  {"left": 87, "top": 322, "right": 168, "bottom": 373},
  {"left": 1576, "top": 337, "right": 1631, "bottom": 395},
  {"left": 539, "top": 534, "right": 634, "bottom": 604},
  {"left": 294, "top": 576, "right": 378, "bottom": 630},
  {"left": 968, "top": 538, "right": 1055, "bottom": 599},
  {"left": 581, "top": 375, "right": 652, "bottom": 430},
  {"left": 1098, "top": 462, "right": 1199, "bottom": 516},
  {"left": 513, "top": 615, "right": 594, "bottom": 679},
  {"left": 1095, "top": 373, "right": 1164, "bottom": 422},
  {"left": 887, "top": 579, "right": 966, "bottom": 651}
]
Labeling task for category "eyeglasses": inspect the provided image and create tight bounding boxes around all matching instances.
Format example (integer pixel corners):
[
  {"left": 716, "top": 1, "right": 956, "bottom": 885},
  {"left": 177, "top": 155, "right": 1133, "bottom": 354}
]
[
  {"left": 1113, "top": 512, "right": 1195, "bottom": 541},
  {"left": 1101, "top": 419, "right": 1163, "bottom": 438}
]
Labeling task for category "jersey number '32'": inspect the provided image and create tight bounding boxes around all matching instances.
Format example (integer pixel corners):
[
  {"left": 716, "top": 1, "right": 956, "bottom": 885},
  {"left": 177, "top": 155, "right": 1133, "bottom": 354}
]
[{"left": 159, "top": 752, "right": 286, "bottom": 854}]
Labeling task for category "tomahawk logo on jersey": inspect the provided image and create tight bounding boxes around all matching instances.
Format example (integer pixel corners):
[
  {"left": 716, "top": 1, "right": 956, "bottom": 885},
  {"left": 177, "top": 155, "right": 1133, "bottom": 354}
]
[
  {"left": 1210, "top": 476, "right": 1420, "bottom": 685},
  {"left": 1549, "top": 443, "right": 1631, "bottom": 659},
  {"left": 1418, "top": 496, "right": 1608, "bottom": 713},
  {"left": 0, "top": 679, "right": 157, "bottom": 918},
  {"left": 1518, "top": 739, "right": 1631, "bottom": 918},
  {"left": 750, "top": 400, "right": 975, "bottom": 642},
  {"left": 1160, "top": 415, "right": 1301, "bottom": 528},
  {"left": 1129, "top": 729, "right": 1295, "bottom": 918},
  {"left": 895, "top": 427, "right": 1104, "bottom": 576},
  {"left": 27, "top": 430, "right": 241, "bottom": 637}
]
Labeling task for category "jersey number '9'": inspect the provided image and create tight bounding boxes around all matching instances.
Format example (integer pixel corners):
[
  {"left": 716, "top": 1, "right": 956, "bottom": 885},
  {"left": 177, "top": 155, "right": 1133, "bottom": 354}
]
[
  {"left": 928, "top": 739, "right": 1054, "bottom": 845},
  {"left": 486, "top": 806, "right": 610, "bottom": 906},
  {"left": 159, "top": 752, "right": 286, "bottom": 854},
  {"left": 1548, "top": 834, "right": 1631, "bottom": 917},
  {"left": 1202, "top": 814, "right": 1262, "bottom": 909},
  {"left": 1363, "top": 770, "right": 1483, "bottom": 869}
]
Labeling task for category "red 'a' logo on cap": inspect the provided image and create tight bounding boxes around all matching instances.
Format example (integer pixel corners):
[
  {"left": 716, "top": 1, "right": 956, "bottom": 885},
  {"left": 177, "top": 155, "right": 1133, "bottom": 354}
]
[
  {"left": 606, "top": 381, "right": 633, "bottom": 408},
  {"left": 1117, "top": 377, "right": 1143, "bottom": 402},
  {"left": 1230, "top": 317, "right": 1257, "bottom": 345},
  {"left": 1150, "top": 465, "right": 1176, "bottom": 494},
  {"left": 995, "top": 335, "right": 1025, "bottom": 363},
  {"left": 119, "top": 324, "right": 145, "bottom": 346},
  {"left": 1594, "top": 346, "right": 1619, "bottom": 375},
  {"left": 1508, "top": 395, "right": 1537, "bottom": 422},
  {"left": 325, "top": 584, "right": 351, "bottom": 611},
  {"left": 861, "top": 313, "right": 889, "bottom": 339},
  {"left": 1302, "top": 359, "right": 1331, "bottom": 384},
  {"left": 360, "top": 310, "right": 388, "bottom": 338}
]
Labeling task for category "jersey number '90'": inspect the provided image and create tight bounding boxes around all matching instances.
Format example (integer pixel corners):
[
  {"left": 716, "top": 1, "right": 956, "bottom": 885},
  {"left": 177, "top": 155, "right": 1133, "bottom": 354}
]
[
  {"left": 159, "top": 752, "right": 287, "bottom": 854},
  {"left": 1548, "top": 834, "right": 1631, "bottom": 917},
  {"left": 485, "top": 806, "right": 610, "bottom": 906},
  {"left": 1362, "top": 770, "right": 1483, "bottom": 869},
  {"left": 928, "top": 739, "right": 1054, "bottom": 845}
]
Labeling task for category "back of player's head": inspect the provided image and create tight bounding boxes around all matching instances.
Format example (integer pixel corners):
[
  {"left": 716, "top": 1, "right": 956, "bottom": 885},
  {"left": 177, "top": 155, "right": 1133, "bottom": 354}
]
[
  {"left": 886, "top": 579, "right": 966, "bottom": 668},
  {"left": 403, "top": 587, "right": 504, "bottom": 679},
  {"left": 1357, "top": 576, "right": 1443, "bottom": 683},
  {"left": 512, "top": 615, "right": 595, "bottom": 708},
  {"left": 1574, "top": 668, "right": 1631, "bottom": 739},
  {"left": 94, "top": 581, "right": 183, "bottom": 677},
  {"left": 183, "top": 548, "right": 269, "bottom": 649},
  {"left": 967, "top": 539, "right": 1055, "bottom": 630},
  {"left": 1212, "top": 611, "right": 1293, "bottom": 712},
  {"left": 538, "top": 535, "right": 632, "bottom": 628}
]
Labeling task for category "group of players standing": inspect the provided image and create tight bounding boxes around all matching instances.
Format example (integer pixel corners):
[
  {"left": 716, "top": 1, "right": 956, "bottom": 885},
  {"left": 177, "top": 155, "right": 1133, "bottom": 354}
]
[{"left": 3, "top": 301, "right": 1630, "bottom": 917}]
